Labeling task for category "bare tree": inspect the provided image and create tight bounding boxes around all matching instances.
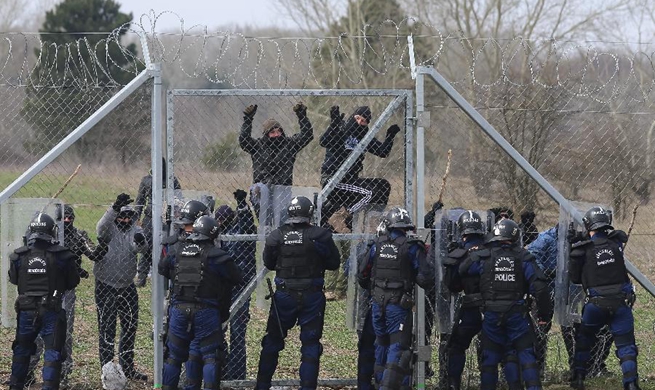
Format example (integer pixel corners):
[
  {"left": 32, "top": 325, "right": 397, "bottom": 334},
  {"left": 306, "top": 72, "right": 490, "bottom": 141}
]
[{"left": 0, "top": 0, "right": 58, "bottom": 31}]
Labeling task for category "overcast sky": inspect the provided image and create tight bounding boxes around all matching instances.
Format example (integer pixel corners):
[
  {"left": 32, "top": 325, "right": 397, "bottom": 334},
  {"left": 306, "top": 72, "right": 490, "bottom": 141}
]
[{"left": 119, "top": 0, "right": 297, "bottom": 31}]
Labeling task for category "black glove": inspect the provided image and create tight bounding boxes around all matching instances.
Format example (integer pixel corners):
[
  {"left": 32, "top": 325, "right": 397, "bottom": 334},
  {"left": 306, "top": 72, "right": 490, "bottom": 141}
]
[
  {"left": 293, "top": 102, "right": 307, "bottom": 118},
  {"left": 243, "top": 104, "right": 258, "bottom": 119},
  {"left": 447, "top": 241, "right": 460, "bottom": 253},
  {"left": 432, "top": 201, "right": 444, "bottom": 212},
  {"left": 386, "top": 124, "right": 401, "bottom": 138},
  {"left": 566, "top": 227, "right": 585, "bottom": 244},
  {"left": 78, "top": 268, "right": 89, "bottom": 279},
  {"left": 136, "top": 274, "right": 147, "bottom": 288},
  {"left": 134, "top": 232, "right": 146, "bottom": 245},
  {"left": 330, "top": 105, "right": 344, "bottom": 124},
  {"left": 113, "top": 193, "right": 133, "bottom": 212}
]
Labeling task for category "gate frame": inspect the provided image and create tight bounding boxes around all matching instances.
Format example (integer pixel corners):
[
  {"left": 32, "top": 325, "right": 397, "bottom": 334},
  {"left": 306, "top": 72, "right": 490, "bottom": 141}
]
[{"left": 165, "top": 88, "right": 414, "bottom": 387}]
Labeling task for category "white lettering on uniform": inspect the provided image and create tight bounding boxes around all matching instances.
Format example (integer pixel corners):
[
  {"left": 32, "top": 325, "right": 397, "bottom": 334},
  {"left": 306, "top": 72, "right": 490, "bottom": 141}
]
[
  {"left": 28, "top": 269, "right": 47, "bottom": 273},
  {"left": 495, "top": 274, "right": 515, "bottom": 282}
]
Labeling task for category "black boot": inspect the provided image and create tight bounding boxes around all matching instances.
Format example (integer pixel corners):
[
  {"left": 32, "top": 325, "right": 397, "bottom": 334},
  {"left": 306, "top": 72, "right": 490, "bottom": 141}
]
[
  {"left": 447, "top": 377, "right": 461, "bottom": 390},
  {"left": 624, "top": 381, "right": 641, "bottom": 390}
]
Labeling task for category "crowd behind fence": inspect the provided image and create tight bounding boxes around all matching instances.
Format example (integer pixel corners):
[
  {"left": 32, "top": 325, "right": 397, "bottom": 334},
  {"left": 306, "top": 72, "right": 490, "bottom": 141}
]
[{"left": 0, "top": 19, "right": 654, "bottom": 389}]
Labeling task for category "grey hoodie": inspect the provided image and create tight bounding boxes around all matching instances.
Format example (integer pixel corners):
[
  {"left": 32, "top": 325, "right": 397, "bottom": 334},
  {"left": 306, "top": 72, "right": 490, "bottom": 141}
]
[{"left": 95, "top": 207, "right": 148, "bottom": 288}]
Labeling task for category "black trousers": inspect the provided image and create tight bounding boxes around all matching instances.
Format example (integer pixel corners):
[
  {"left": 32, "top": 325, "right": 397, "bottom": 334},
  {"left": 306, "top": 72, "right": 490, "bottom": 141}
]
[{"left": 95, "top": 281, "right": 139, "bottom": 372}]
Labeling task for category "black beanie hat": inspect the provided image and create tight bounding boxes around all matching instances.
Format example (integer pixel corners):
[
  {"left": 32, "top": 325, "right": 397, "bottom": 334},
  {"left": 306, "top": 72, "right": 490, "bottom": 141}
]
[{"left": 353, "top": 106, "right": 372, "bottom": 123}]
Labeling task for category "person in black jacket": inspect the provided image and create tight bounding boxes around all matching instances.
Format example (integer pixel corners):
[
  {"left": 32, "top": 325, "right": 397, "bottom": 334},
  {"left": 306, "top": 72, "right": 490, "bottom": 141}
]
[
  {"left": 254, "top": 196, "right": 340, "bottom": 390},
  {"left": 239, "top": 103, "right": 314, "bottom": 227},
  {"left": 135, "top": 161, "right": 182, "bottom": 286},
  {"left": 319, "top": 105, "right": 401, "bottom": 231}
]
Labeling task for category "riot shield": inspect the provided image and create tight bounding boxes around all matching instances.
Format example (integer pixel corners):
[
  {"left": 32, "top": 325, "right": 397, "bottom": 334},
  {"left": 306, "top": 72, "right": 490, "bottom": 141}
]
[
  {"left": 345, "top": 205, "right": 384, "bottom": 330},
  {"left": 1, "top": 198, "right": 63, "bottom": 327}
]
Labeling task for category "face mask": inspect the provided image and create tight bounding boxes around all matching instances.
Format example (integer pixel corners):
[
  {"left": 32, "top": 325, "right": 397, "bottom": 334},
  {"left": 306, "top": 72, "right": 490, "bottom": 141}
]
[{"left": 115, "top": 219, "right": 133, "bottom": 232}]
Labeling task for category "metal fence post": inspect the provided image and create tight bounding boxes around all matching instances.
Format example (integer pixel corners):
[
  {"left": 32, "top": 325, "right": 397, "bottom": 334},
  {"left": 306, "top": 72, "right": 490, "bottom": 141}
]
[{"left": 151, "top": 62, "right": 165, "bottom": 387}]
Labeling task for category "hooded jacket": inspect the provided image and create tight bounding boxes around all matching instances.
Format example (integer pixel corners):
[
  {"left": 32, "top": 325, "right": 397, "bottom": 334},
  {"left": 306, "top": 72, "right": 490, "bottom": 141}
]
[
  {"left": 320, "top": 106, "right": 395, "bottom": 185},
  {"left": 239, "top": 114, "right": 313, "bottom": 186}
]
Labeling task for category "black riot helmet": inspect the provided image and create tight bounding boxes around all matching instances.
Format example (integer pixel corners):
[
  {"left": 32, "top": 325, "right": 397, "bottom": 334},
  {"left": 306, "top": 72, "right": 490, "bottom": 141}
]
[
  {"left": 582, "top": 206, "right": 613, "bottom": 232},
  {"left": 28, "top": 213, "right": 57, "bottom": 243},
  {"left": 384, "top": 207, "right": 415, "bottom": 230},
  {"left": 457, "top": 210, "right": 485, "bottom": 237},
  {"left": 55, "top": 204, "right": 75, "bottom": 222},
  {"left": 188, "top": 215, "right": 220, "bottom": 241},
  {"left": 286, "top": 196, "right": 314, "bottom": 224},
  {"left": 487, "top": 218, "right": 521, "bottom": 244},
  {"left": 179, "top": 200, "right": 209, "bottom": 225}
]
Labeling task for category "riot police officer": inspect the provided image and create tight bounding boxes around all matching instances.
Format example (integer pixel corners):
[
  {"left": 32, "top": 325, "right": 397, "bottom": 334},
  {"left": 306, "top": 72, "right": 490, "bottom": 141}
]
[
  {"left": 255, "top": 196, "right": 340, "bottom": 390},
  {"left": 7, "top": 213, "right": 80, "bottom": 390},
  {"left": 444, "top": 211, "right": 520, "bottom": 390},
  {"left": 357, "top": 207, "right": 433, "bottom": 390},
  {"left": 569, "top": 206, "right": 640, "bottom": 390},
  {"left": 461, "top": 218, "right": 552, "bottom": 390},
  {"left": 159, "top": 215, "right": 243, "bottom": 390},
  {"left": 160, "top": 199, "right": 211, "bottom": 388}
]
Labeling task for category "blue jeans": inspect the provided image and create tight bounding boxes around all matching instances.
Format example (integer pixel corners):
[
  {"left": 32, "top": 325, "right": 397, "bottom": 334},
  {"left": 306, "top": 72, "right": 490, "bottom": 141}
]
[
  {"left": 575, "top": 302, "right": 638, "bottom": 385},
  {"left": 163, "top": 305, "right": 224, "bottom": 390}
]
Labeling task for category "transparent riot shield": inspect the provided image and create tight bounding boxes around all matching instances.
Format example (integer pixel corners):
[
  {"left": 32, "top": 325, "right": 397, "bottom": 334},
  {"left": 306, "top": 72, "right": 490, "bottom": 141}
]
[
  {"left": 345, "top": 205, "right": 384, "bottom": 330},
  {"left": 556, "top": 201, "right": 612, "bottom": 326},
  {"left": 1, "top": 198, "right": 63, "bottom": 327}
]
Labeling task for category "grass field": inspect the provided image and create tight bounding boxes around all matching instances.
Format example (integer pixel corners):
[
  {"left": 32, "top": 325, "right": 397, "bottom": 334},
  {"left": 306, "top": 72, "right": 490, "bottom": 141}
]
[{"left": 0, "top": 167, "right": 654, "bottom": 389}]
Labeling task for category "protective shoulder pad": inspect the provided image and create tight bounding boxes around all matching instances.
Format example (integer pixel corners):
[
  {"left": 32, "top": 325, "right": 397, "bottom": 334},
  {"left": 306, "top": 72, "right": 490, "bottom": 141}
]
[
  {"left": 608, "top": 229, "right": 628, "bottom": 244},
  {"left": 444, "top": 248, "right": 466, "bottom": 266},
  {"left": 13, "top": 246, "right": 29, "bottom": 255},
  {"left": 47, "top": 245, "right": 75, "bottom": 260},
  {"left": 448, "top": 248, "right": 467, "bottom": 259},
  {"left": 407, "top": 236, "right": 426, "bottom": 248},
  {"left": 570, "top": 240, "right": 592, "bottom": 257},
  {"left": 162, "top": 234, "right": 178, "bottom": 245},
  {"left": 206, "top": 246, "right": 230, "bottom": 263},
  {"left": 312, "top": 226, "right": 333, "bottom": 241},
  {"left": 471, "top": 248, "right": 490, "bottom": 259},
  {"left": 571, "top": 240, "right": 592, "bottom": 249}
]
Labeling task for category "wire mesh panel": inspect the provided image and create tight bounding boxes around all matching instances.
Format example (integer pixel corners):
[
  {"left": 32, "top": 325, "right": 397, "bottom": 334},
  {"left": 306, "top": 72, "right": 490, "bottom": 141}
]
[{"left": 167, "top": 88, "right": 413, "bottom": 385}]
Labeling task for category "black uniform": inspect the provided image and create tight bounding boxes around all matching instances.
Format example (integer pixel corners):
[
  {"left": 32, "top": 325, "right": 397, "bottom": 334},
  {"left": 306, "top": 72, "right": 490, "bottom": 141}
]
[
  {"left": 569, "top": 229, "right": 638, "bottom": 389},
  {"left": 8, "top": 238, "right": 79, "bottom": 390},
  {"left": 255, "top": 221, "right": 340, "bottom": 390}
]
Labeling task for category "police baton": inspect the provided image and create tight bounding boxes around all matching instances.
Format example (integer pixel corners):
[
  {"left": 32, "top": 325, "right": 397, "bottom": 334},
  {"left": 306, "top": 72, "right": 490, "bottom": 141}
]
[{"left": 266, "top": 278, "right": 284, "bottom": 337}]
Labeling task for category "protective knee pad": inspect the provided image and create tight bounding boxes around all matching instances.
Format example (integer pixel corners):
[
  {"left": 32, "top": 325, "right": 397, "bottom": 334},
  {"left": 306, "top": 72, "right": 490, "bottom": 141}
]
[
  {"left": 614, "top": 332, "right": 636, "bottom": 349},
  {"left": 381, "top": 349, "right": 413, "bottom": 389}
]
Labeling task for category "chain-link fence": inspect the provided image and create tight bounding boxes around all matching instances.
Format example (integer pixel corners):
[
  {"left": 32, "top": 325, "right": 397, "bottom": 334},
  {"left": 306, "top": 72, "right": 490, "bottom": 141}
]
[{"left": 0, "top": 15, "right": 654, "bottom": 390}]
